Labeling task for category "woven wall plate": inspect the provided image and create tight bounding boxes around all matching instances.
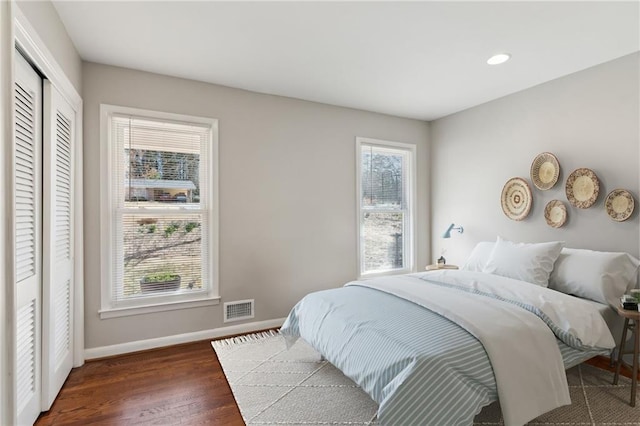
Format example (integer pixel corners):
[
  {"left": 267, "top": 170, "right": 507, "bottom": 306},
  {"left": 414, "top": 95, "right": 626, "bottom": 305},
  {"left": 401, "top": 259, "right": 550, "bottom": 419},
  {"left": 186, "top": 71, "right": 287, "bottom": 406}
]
[
  {"left": 501, "top": 177, "right": 532, "bottom": 221},
  {"left": 530, "top": 152, "right": 560, "bottom": 190},
  {"left": 565, "top": 168, "right": 599, "bottom": 209},
  {"left": 544, "top": 200, "right": 567, "bottom": 228},
  {"left": 605, "top": 189, "right": 634, "bottom": 222}
]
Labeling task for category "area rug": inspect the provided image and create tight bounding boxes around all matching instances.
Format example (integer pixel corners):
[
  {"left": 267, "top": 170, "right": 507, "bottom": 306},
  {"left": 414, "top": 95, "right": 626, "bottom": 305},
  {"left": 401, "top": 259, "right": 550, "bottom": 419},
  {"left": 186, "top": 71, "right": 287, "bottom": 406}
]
[{"left": 212, "top": 332, "right": 639, "bottom": 425}]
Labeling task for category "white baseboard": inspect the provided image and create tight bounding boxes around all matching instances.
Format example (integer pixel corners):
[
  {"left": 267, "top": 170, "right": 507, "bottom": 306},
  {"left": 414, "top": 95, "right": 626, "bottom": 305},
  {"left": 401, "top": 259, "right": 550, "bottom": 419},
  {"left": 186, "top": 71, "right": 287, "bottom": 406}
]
[{"left": 84, "top": 317, "right": 286, "bottom": 360}]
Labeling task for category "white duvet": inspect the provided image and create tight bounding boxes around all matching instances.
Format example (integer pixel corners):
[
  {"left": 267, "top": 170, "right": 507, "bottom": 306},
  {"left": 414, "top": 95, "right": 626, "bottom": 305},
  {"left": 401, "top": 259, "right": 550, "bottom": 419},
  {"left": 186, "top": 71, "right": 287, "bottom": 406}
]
[
  {"left": 415, "top": 270, "right": 616, "bottom": 349},
  {"left": 349, "top": 270, "right": 615, "bottom": 426}
]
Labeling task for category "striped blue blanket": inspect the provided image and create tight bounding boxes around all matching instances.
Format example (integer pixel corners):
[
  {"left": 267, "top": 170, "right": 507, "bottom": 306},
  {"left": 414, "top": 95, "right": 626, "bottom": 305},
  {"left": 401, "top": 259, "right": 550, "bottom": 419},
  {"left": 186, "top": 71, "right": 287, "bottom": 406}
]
[{"left": 280, "top": 276, "right": 609, "bottom": 425}]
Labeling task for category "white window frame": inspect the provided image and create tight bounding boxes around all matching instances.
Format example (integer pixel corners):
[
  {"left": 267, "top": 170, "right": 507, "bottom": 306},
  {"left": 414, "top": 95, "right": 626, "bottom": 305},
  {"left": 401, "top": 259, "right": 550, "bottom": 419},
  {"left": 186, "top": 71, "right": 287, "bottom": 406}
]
[
  {"left": 356, "top": 137, "right": 416, "bottom": 279},
  {"left": 99, "top": 104, "right": 219, "bottom": 319}
]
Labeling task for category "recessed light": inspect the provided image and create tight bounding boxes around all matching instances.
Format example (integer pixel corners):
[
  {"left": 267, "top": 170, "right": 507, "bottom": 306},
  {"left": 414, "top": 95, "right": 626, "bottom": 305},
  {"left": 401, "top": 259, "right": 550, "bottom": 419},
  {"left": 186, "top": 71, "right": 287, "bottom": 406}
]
[{"left": 487, "top": 53, "right": 511, "bottom": 65}]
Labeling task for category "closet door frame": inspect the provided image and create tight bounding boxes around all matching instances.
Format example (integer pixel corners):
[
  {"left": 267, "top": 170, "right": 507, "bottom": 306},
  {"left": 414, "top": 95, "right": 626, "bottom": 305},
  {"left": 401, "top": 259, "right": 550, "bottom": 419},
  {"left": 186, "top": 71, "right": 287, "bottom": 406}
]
[
  {"left": 13, "top": 4, "right": 84, "bottom": 366},
  {"left": 1, "top": 3, "right": 14, "bottom": 425},
  {"left": 2, "top": 4, "right": 84, "bottom": 424}
]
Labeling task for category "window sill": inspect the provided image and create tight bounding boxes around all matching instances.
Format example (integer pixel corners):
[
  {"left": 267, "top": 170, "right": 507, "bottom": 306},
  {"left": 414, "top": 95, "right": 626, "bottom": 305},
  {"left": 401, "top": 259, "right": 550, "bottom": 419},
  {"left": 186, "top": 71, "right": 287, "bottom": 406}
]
[
  {"left": 99, "top": 296, "right": 220, "bottom": 319},
  {"left": 358, "top": 267, "right": 414, "bottom": 280}
]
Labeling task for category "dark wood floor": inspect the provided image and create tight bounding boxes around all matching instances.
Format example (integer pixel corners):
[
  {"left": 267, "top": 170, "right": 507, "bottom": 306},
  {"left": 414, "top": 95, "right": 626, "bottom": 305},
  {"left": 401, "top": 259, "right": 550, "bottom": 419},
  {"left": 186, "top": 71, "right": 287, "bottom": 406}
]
[
  {"left": 35, "top": 341, "right": 638, "bottom": 425},
  {"left": 35, "top": 340, "right": 245, "bottom": 425},
  {"left": 587, "top": 354, "right": 640, "bottom": 380}
]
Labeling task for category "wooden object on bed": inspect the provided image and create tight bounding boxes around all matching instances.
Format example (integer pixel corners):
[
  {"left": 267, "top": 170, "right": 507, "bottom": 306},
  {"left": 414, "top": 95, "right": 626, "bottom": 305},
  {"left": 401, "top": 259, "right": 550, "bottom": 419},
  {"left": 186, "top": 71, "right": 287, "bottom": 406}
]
[{"left": 613, "top": 305, "right": 640, "bottom": 407}]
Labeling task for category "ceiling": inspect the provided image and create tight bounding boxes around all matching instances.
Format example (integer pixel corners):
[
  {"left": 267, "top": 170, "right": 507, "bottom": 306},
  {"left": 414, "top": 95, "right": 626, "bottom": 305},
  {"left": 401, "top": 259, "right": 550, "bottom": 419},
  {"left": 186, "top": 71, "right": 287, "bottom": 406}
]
[{"left": 52, "top": 1, "right": 639, "bottom": 121}]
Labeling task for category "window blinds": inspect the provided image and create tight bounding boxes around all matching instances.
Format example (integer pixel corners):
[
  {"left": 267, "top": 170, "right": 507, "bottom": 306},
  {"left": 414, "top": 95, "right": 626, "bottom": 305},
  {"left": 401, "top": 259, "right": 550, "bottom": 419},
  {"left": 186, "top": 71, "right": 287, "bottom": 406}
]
[
  {"left": 359, "top": 143, "right": 411, "bottom": 274},
  {"left": 110, "top": 114, "right": 212, "bottom": 304}
]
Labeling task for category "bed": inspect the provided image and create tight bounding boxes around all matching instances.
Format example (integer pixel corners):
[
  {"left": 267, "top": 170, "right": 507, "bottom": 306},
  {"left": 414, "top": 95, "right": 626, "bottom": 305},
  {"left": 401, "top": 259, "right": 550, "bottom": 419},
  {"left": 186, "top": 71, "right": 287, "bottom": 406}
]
[{"left": 280, "top": 239, "right": 639, "bottom": 426}]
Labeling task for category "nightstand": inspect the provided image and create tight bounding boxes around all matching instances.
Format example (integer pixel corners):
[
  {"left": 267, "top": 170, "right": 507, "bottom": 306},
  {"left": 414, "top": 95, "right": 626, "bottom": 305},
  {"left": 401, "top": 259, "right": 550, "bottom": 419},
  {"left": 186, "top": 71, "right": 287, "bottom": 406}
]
[
  {"left": 425, "top": 264, "right": 459, "bottom": 271},
  {"left": 613, "top": 305, "right": 640, "bottom": 407}
]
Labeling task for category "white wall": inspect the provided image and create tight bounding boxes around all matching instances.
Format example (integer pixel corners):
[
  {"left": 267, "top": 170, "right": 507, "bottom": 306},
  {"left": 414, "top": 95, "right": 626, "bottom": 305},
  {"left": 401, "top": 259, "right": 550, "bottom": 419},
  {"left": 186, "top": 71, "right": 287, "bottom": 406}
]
[
  {"left": 82, "top": 62, "right": 430, "bottom": 350},
  {"left": 431, "top": 53, "right": 639, "bottom": 264},
  {"left": 15, "top": 1, "right": 82, "bottom": 95}
]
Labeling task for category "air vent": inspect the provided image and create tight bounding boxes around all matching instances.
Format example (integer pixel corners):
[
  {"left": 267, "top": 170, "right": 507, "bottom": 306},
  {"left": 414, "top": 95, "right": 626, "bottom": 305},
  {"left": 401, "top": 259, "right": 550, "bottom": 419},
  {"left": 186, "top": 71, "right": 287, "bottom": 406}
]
[{"left": 224, "top": 299, "right": 254, "bottom": 323}]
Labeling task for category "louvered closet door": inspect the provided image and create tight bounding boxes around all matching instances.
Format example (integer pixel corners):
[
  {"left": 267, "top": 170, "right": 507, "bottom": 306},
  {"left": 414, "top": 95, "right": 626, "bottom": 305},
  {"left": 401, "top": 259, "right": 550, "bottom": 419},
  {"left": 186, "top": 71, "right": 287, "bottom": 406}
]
[
  {"left": 41, "top": 82, "right": 74, "bottom": 410},
  {"left": 14, "top": 51, "right": 42, "bottom": 426}
]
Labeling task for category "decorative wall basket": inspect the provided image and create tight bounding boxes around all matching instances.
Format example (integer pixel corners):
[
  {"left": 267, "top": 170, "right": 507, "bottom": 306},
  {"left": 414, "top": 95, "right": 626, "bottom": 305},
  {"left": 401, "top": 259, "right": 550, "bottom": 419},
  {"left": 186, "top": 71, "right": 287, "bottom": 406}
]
[
  {"left": 544, "top": 200, "right": 567, "bottom": 228},
  {"left": 530, "top": 152, "right": 560, "bottom": 190},
  {"left": 565, "top": 168, "right": 599, "bottom": 209},
  {"left": 501, "top": 177, "right": 532, "bottom": 221},
  {"left": 605, "top": 189, "right": 634, "bottom": 222}
]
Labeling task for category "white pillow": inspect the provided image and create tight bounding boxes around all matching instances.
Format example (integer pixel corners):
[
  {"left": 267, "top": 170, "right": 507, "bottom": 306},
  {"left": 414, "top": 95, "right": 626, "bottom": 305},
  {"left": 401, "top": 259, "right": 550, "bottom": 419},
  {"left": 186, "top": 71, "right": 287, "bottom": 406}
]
[
  {"left": 549, "top": 248, "right": 640, "bottom": 307},
  {"left": 482, "top": 237, "right": 564, "bottom": 287},
  {"left": 461, "top": 242, "right": 495, "bottom": 272}
]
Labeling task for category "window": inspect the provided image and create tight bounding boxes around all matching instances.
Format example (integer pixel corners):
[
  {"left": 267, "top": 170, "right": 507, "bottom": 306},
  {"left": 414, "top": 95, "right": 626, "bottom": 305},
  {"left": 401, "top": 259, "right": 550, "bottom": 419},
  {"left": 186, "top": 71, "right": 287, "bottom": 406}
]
[
  {"left": 356, "top": 138, "right": 415, "bottom": 277},
  {"left": 100, "top": 105, "right": 218, "bottom": 317}
]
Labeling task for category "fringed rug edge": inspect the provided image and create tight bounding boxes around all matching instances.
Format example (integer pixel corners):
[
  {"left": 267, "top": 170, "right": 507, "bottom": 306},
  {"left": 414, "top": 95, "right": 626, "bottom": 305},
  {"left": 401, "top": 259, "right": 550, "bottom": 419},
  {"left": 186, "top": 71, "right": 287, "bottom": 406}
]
[{"left": 211, "top": 329, "right": 281, "bottom": 351}]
